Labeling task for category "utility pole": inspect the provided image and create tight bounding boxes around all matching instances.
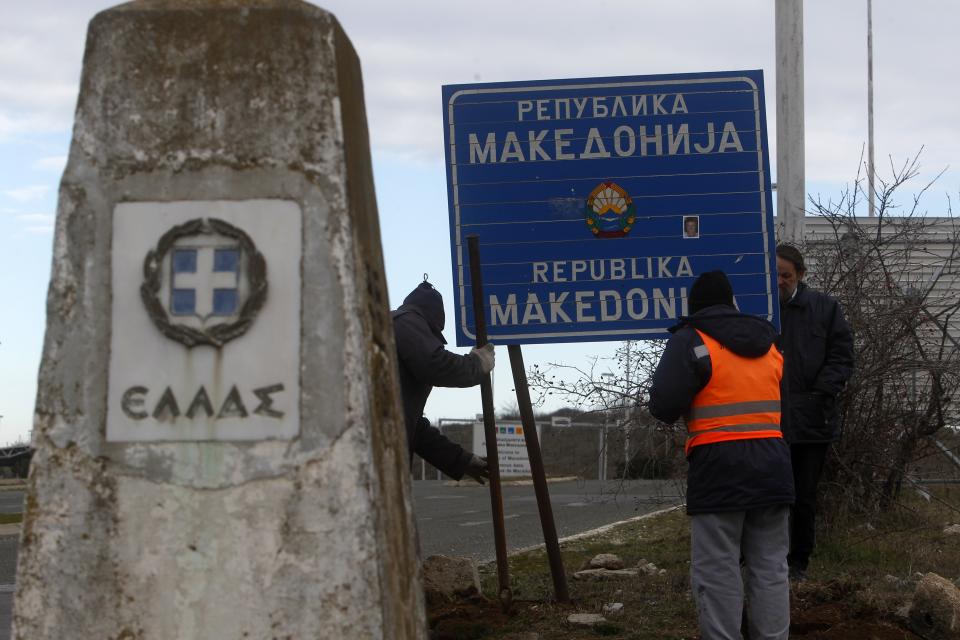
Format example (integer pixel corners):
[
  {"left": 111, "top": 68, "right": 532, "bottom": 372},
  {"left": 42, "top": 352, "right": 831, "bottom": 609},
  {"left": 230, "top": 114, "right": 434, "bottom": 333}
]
[
  {"left": 867, "top": 0, "right": 876, "bottom": 217},
  {"left": 776, "top": 0, "right": 806, "bottom": 243},
  {"left": 624, "top": 341, "right": 631, "bottom": 480}
]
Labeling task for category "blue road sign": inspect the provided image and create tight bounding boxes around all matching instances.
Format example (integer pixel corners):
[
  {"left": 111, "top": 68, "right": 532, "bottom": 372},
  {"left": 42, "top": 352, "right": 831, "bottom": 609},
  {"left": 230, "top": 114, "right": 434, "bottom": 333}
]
[{"left": 442, "top": 70, "right": 778, "bottom": 346}]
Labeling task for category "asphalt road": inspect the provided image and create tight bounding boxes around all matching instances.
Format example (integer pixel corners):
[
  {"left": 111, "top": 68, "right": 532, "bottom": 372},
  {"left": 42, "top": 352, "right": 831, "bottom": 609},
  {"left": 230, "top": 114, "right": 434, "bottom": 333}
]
[
  {"left": 0, "top": 493, "right": 23, "bottom": 516},
  {"left": 0, "top": 492, "right": 21, "bottom": 640},
  {"left": 0, "top": 479, "right": 684, "bottom": 638},
  {"left": 0, "top": 593, "right": 9, "bottom": 640},
  {"left": 0, "top": 537, "right": 17, "bottom": 640},
  {"left": 414, "top": 478, "right": 683, "bottom": 560}
]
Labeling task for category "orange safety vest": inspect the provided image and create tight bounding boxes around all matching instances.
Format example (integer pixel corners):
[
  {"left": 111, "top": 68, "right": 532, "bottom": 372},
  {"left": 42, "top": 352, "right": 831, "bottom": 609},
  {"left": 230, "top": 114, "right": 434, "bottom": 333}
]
[{"left": 685, "top": 329, "right": 783, "bottom": 455}]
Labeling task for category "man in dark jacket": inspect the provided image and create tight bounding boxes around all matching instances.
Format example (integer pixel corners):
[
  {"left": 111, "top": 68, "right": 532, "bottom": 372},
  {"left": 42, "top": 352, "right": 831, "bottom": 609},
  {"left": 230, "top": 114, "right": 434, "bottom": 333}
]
[
  {"left": 650, "top": 270, "right": 794, "bottom": 640},
  {"left": 776, "top": 244, "right": 854, "bottom": 580},
  {"left": 393, "top": 281, "right": 493, "bottom": 483}
]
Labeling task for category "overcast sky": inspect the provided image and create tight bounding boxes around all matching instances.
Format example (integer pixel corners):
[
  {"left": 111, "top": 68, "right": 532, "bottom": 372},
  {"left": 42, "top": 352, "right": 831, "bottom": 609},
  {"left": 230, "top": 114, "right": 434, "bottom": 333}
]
[{"left": 1, "top": 1, "right": 957, "bottom": 445}]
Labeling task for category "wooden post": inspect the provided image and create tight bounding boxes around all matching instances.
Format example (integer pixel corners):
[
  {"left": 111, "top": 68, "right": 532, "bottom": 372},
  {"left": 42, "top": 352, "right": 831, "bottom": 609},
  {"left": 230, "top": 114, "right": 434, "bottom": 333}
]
[
  {"left": 508, "top": 345, "right": 570, "bottom": 602},
  {"left": 466, "top": 234, "right": 512, "bottom": 611}
]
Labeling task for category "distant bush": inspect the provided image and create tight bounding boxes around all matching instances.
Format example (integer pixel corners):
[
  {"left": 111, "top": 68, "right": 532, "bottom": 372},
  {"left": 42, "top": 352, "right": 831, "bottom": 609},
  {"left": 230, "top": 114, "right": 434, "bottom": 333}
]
[{"left": 616, "top": 451, "right": 678, "bottom": 480}]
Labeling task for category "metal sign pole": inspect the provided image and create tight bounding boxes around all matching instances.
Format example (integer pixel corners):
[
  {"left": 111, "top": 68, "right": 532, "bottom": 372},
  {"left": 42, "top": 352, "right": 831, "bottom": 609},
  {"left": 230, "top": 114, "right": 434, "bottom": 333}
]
[
  {"left": 507, "top": 344, "right": 570, "bottom": 602},
  {"left": 467, "top": 234, "right": 512, "bottom": 611}
]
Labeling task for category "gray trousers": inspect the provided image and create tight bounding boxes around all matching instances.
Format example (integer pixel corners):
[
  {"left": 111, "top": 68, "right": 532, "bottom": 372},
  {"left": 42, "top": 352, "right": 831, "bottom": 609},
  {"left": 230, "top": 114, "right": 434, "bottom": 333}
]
[{"left": 690, "top": 506, "right": 790, "bottom": 640}]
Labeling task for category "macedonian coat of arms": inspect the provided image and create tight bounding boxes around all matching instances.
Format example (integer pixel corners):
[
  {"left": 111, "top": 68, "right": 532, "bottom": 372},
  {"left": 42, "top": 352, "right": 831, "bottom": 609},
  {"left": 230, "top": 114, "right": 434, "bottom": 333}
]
[{"left": 584, "top": 181, "right": 636, "bottom": 238}]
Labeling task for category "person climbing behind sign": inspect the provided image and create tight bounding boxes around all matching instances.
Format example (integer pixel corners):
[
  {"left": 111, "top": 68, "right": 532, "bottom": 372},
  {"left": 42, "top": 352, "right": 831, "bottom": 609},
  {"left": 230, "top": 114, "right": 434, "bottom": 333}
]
[
  {"left": 392, "top": 280, "right": 493, "bottom": 483},
  {"left": 649, "top": 270, "right": 794, "bottom": 640}
]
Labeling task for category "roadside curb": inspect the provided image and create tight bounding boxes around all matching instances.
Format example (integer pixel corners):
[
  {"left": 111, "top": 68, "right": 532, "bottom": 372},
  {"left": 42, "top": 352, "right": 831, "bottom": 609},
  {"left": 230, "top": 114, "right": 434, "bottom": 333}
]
[
  {"left": 506, "top": 503, "right": 685, "bottom": 558},
  {"left": 444, "top": 475, "right": 580, "bottom": 488}
]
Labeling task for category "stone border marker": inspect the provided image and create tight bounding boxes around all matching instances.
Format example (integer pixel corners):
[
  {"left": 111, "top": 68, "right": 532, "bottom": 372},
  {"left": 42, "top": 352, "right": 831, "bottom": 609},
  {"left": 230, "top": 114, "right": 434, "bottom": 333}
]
[{"left": 14, "top": 1, "right": 425, "bottom": 638}]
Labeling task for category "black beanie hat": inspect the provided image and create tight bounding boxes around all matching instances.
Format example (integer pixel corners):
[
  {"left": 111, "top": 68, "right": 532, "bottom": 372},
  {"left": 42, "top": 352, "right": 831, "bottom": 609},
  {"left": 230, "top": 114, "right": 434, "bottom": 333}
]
[{"left": 688, "top": 270, "right": 734, "bottom": 314}]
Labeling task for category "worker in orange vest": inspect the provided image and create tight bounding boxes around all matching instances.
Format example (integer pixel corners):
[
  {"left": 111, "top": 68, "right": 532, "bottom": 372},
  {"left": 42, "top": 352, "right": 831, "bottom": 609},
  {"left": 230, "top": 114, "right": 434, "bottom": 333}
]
[{"left": 650, "top": 270, "right": 794, "bottom": 640}]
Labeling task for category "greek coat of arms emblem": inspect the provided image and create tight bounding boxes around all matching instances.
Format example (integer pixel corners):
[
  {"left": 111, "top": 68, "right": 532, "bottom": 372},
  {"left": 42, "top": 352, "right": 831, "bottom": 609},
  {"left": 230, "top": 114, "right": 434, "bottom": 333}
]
[{"left": 140, "top": 218, "right": 267, "bottom": 348}]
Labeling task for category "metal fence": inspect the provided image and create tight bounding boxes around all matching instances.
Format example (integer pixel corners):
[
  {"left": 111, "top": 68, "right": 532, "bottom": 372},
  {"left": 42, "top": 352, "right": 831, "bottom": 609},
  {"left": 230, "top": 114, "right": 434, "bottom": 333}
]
[{"left": 412, "top": 418, "right": 682, "bottom": 482}]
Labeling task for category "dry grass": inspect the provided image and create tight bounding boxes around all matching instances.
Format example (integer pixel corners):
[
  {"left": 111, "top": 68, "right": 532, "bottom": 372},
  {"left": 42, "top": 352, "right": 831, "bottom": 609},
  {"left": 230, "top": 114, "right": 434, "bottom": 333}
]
[
  {"left": 0, "top": 513, "right": 22, "bottom": 525},
  {"left": 437, "top": 487, "right": 960, "bottom": 639},
  {"left": 471, "top": 508, "right": 699, "bottom": 639}
]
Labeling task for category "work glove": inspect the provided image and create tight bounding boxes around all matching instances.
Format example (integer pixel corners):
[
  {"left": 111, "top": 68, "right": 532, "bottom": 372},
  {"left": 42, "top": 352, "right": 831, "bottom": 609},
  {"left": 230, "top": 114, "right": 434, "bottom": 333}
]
[
  {"left": 463, "top": 455, "right": 490, "bottom": 485},
  {"left": 470, "top": 342, "right": 496, "bottom": 374}
]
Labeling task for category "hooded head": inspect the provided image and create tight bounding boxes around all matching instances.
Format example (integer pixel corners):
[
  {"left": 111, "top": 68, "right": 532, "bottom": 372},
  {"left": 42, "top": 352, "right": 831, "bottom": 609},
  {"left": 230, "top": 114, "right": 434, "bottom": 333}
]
[
  {"left": 688, "top": 270, "right": 734, "bottom": 314},
  {"left": 401, "top": 281, "right": 446, "bottom": 343}
]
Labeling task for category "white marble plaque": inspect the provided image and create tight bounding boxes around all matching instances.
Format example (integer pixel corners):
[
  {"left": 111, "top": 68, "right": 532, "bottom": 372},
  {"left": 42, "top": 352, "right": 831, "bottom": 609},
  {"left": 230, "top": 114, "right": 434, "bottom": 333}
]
[{"left": 107, "top": 200, "right": 302, "bottom": 441}]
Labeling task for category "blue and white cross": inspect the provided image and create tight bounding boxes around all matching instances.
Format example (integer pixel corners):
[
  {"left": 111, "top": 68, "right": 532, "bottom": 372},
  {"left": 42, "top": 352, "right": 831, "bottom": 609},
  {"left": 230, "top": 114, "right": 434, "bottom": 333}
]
[{"left": 170, "top": 245, "right": 241, "bottom": 318}]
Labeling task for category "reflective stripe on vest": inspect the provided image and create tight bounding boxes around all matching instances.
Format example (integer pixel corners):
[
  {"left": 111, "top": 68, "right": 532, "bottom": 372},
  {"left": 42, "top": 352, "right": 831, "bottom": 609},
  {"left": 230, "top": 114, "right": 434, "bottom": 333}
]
[{"left": 685, "top": 329, "right": 783, "bottom": 455}]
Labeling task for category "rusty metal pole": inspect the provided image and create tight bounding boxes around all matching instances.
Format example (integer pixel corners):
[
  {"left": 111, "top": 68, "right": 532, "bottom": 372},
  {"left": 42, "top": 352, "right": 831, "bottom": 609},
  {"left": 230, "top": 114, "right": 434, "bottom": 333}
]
[
  {"left": 508, "top": 344, "right": 570, "bottom": 602},
  {"left": 466, "top": 234, "right": 512, "bottom": 611}
]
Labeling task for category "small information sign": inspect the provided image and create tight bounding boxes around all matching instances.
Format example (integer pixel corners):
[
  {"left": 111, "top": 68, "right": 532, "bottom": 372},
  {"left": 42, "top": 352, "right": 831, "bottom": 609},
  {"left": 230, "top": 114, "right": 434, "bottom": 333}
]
[{"left": 472, "top": 420, "right": 540, "bottom": 477}]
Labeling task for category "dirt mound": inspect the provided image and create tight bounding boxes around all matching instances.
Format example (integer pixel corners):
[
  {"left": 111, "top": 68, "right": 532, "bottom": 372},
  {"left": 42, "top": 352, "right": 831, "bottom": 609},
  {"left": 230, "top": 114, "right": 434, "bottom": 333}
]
[
  {"left": 791, "top": 602, "right": 921, "bottom": 639},
  {"left": 427, "top": 594, "right": 514, "bottom": 640},
  {"left": 425, "top": 572, "right": 926, "bottom": 638}
]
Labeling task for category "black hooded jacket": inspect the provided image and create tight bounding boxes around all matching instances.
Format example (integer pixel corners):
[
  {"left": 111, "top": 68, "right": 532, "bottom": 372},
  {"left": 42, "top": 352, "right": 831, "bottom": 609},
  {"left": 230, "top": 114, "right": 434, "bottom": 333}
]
[
  {"left": 392, "top": 283, "right": 485, "bottom": 479},
  {"left": 650, "top": 305, "right": 795, "bottom": 514}
]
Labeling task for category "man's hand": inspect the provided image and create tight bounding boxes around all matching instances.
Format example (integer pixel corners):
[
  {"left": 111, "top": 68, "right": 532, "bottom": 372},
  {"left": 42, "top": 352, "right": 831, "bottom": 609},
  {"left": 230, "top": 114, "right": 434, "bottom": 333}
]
[
  {"left": 463, "top": 455, "right": 489, "bottom": 484},
  {"left": 470, "top": 343, "right": 496, "bottom": 374}
]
